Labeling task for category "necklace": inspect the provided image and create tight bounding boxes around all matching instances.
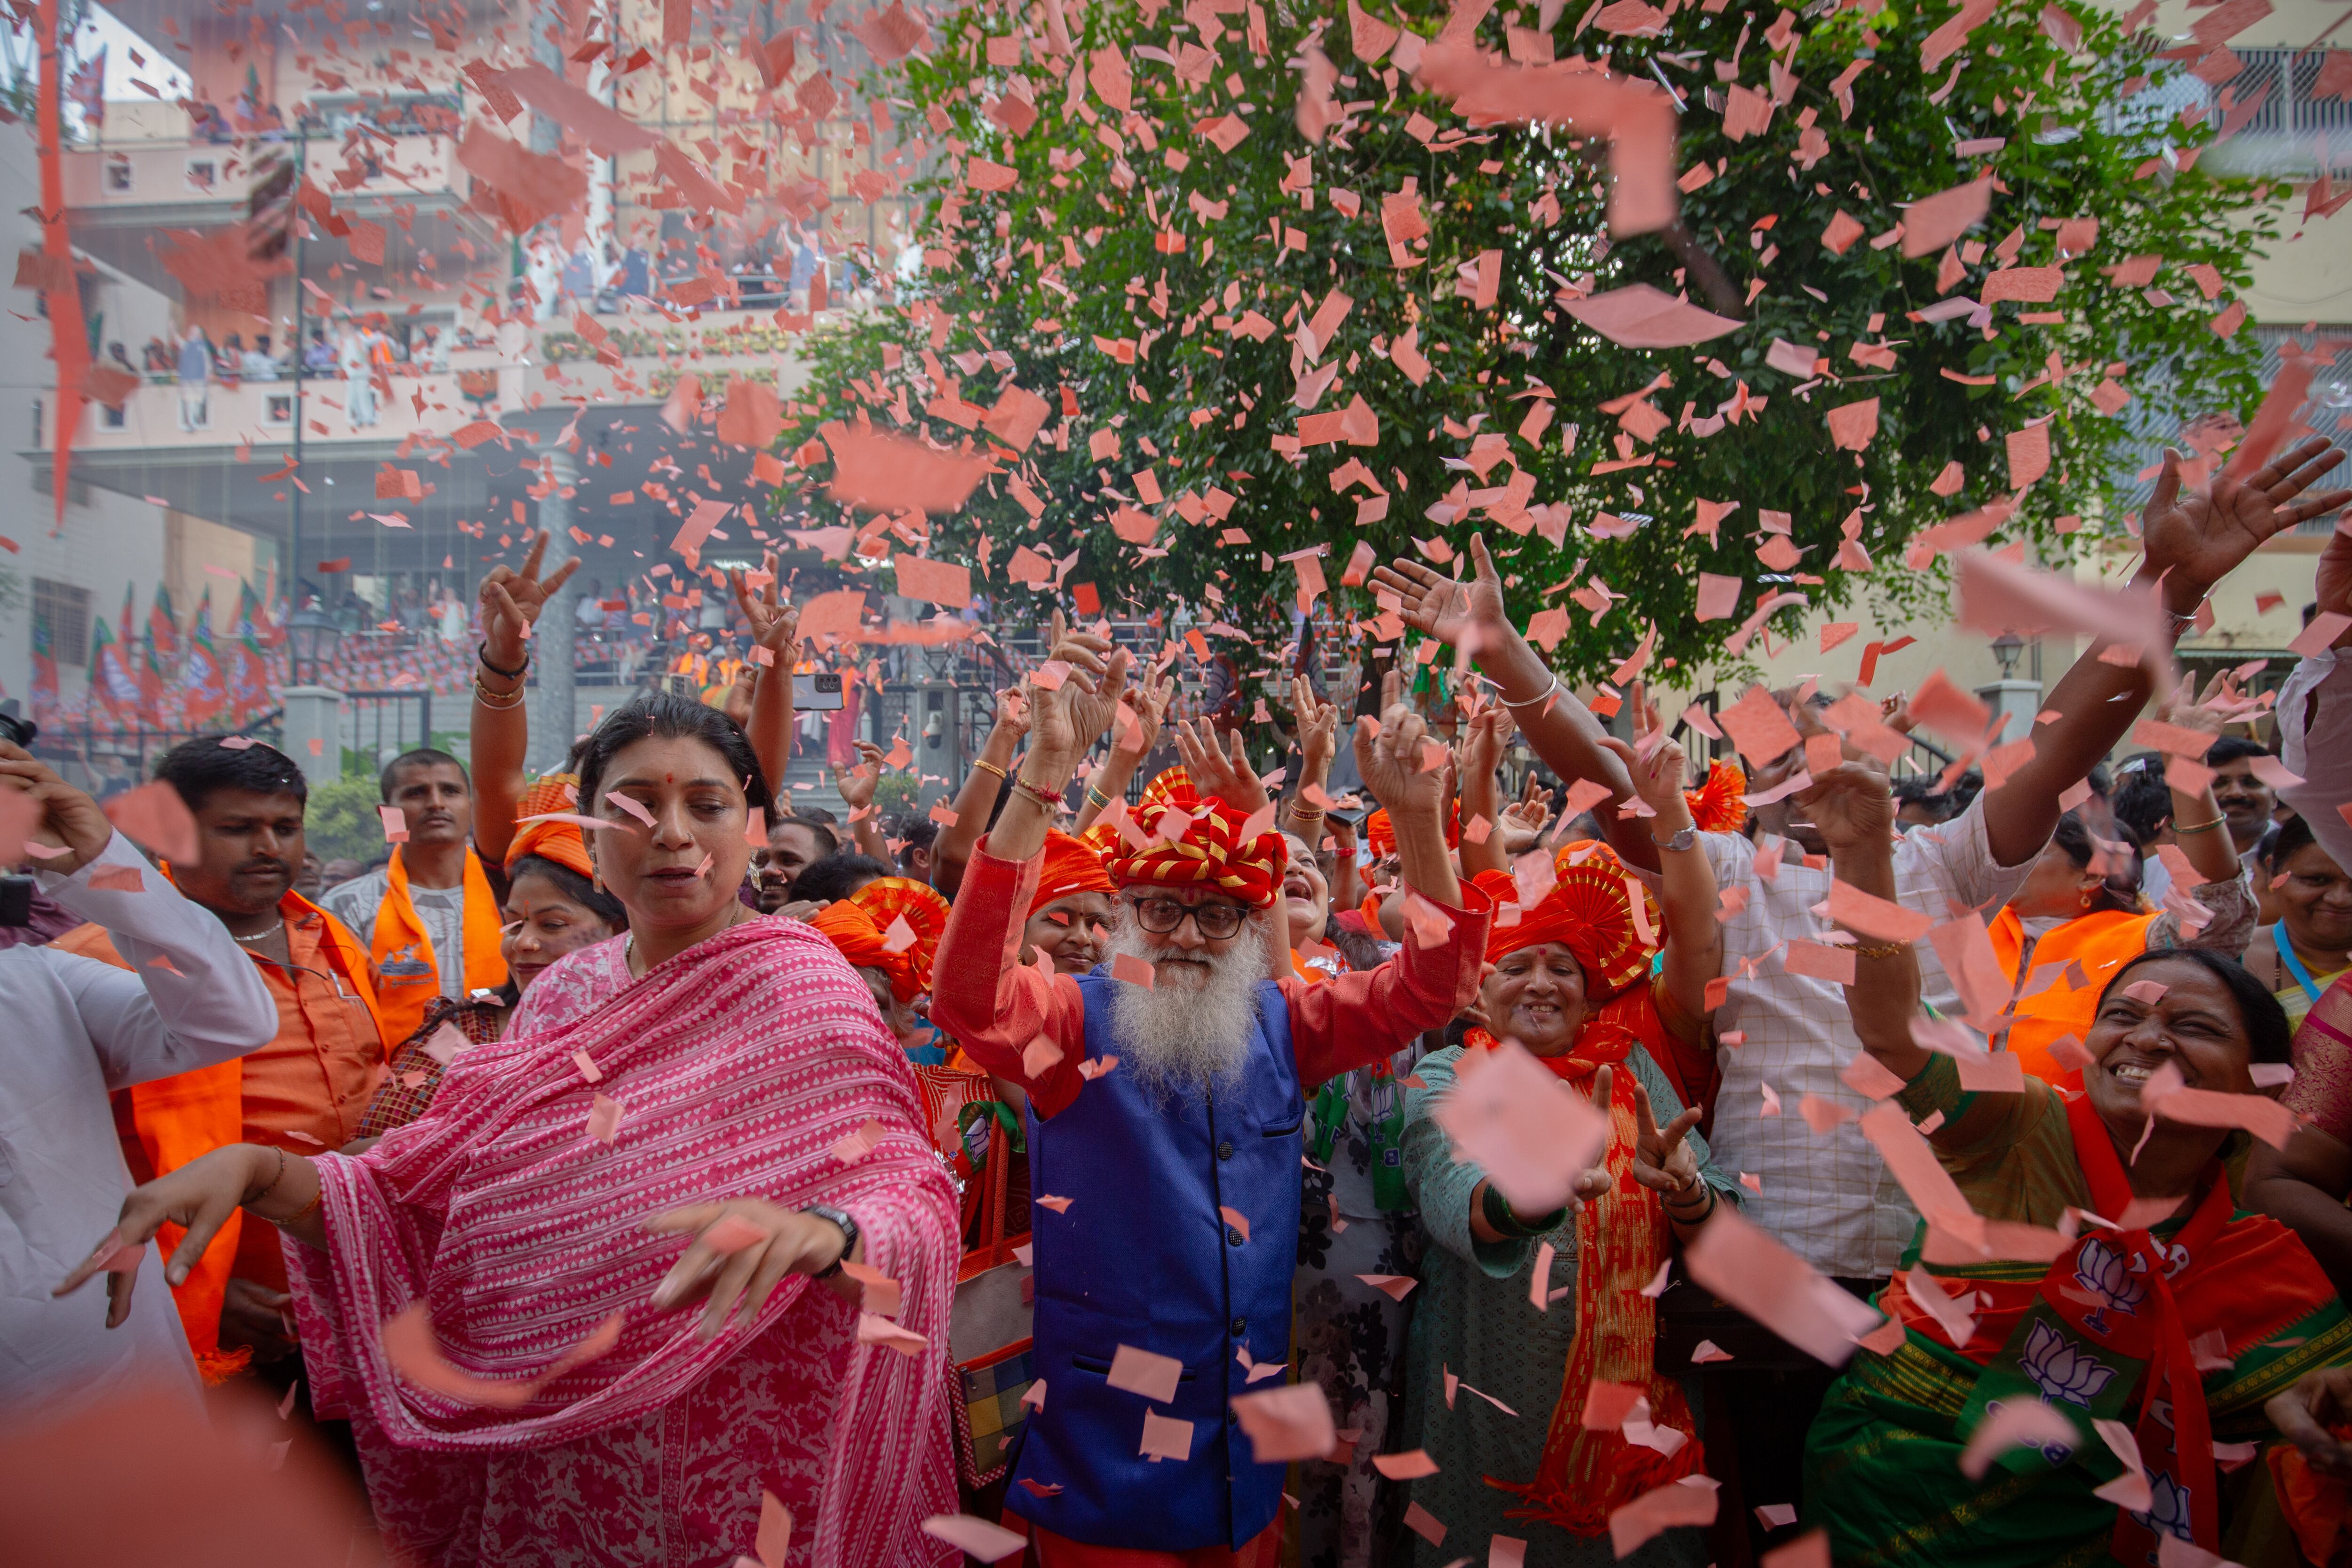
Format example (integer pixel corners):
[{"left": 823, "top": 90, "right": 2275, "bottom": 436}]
[{"left": 233, "top": 928, "right": 282, "bottom": 944}]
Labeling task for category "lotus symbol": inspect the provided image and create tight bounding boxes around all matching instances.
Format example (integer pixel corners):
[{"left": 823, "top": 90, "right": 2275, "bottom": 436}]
[
  {"left": 2130, "top": 1472, "right": 2193, "bottom": 1563},
  {"left": 2021, "top": 1319, "right": 2117, "bottom": 1410},
  {"left": 2074, "top": 1239, "right": 2145, "bottom": 1318}
]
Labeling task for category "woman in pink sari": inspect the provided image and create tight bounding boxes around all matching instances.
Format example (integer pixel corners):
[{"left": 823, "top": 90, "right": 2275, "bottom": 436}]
[{"left": 55, "top": 694, "right": 962, "bottom": 1568}]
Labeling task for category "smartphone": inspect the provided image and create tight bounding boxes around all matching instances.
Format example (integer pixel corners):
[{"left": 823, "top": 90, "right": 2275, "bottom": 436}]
[
  {"left": 793, "top": 670, "right": 845, "bottom": 711},
  {"left": 1325, "top": 804, "right": 1366, "bottom": 830}
]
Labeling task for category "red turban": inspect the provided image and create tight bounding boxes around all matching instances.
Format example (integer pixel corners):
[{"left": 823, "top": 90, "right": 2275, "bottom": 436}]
[
  {"left": 847, "top": 876, "right": 949, "bottom": 993},
  {"left": 1107, "top": 796, "right": 1287, "bottom": 910},
  {"left": 807, "top": 900, "right": 919, "bottom": 1002},
  {"left": 1471, "top": 842, "right": 1659, "bottom": 998},
  {"left": 507, "top": 773, "right": 595, "bottom": 881},
  {"left": 1032, "top": 829, "right": 1115, "bottom": 916}
]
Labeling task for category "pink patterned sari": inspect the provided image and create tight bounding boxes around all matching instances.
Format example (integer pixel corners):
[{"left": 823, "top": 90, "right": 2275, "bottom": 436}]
[{"left": 284, "top": 917, "right": 961, "bottom": 1568}]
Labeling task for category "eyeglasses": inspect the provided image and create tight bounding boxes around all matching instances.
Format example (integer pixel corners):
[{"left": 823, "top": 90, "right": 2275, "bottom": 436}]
[{"left": 1128, "top": 895, "right": 1247, "bottom": 940}]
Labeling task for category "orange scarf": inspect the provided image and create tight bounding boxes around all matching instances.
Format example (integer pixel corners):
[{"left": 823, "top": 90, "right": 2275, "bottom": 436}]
[
  {"left": 1472, "top": 989, "right": 1708, "bottom": 1534},
  {"left": 370, "top": 846, "right": 508, "bottom": 1045}
]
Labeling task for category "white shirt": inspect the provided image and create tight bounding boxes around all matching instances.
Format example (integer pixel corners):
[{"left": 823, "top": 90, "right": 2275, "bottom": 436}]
[
  {"left": 2281, "top": 649, "right": 2352, "bottom": 876},
  {"left": 318, "top": 866, "right": 470, "bottom": 1001},
  {"left": 1701, "top": 794, "right": 2033, "bottom": 1278},
  {"left": 0, "top": 832, "right": 276, "bottom": 1419}
]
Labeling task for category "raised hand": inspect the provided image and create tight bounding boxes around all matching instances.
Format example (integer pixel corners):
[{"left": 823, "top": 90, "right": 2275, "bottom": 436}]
[
  {"left": 1499, "top": 778, "right": 1555, "bottom": 857},
  {"left": 1626, "top": 1077, "right": 1705, "bottom": 1200},
  {"left": 1118, "top": 661, "right": 1174, "bottom": 758},
  {"left": 2142, "top": 436, "right": 2349, "bottom": 613},
  {"left": 1571, "top": 1065, "right": 1618, "bottom": 1206},
  {"left": 646, "top": 1195, "right": 851, "bottom": 1339},
  {"left": 730, "top": 552, "right": 802, "bottom": 669},
  {"left": 479, "top": 530, "right": 582, "bottom": 668},
  {"left": 989, "top": 685, "right": 1034, "bottom": 746},
  {"left": 2153, "top": 669, "right": 2247, "bottom": 740},
  {"left": 1599, "top": 732, "right": 1690, "bottom": 823},
  {"left": 1172, "top": 718, "right": 1272, "bottom": 815},
  {"left": 834, "top": 739, "right": 886, "bottom": 811},
  {"left": 1353, "top": 701, "right": 1451, "bottom": 823},
  {"left": 1290, "top": 674, "right": 1339, "bottom": 778},
  {"left": 1799, "top": 759, "right": 1896, "bottom": 854},
  {"left": 2317, "top": 527, "right": 2352, "bottom": 652},
  {"left": 1369, "top": 533, "right": 1510, "bottom": 651},
  {"left": 0, "top": 741, "right": 115, "bottom": 875},
  {"left": 1022, "top": 613, "right": 1131, "bottom": 786},
  {"left": 1456, "top": 704, "right": 1514, "bottom": 787}
]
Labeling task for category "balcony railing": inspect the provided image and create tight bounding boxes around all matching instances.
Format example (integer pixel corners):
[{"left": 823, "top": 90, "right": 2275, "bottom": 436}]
[{"left": 63, "top": 132, "right": 467, "bottom": 213}]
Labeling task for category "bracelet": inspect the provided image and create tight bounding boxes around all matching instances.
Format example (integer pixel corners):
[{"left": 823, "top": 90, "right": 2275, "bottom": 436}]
[
  {"left": 2175, "top": 816, "right": 2229, "bottom": 836},
  {"left": 1497, "top": 673, "right": 1564, "bottom": 710},
  {"left": 1085, "top": 784, "right": 1112, "bottom": 809},
  {"left": 1851, "top": 939, "right": 1911, "bottom": 960},
  {"left": 280, "top": 1189, "right": 324, "bottom": 1229},
  {"left": 1290, "top": 804, "right": 1325, "bottom": 822},
  {"left": 1664, "top": 1183, "right": 1717, "bottom": 1222},
  {"left": 1480, "top": 1180, "right": 1568, "bottom": 1240},
  {"left": 246, "top": 1146, "right": 288, "bottom": 1207},
  {"left": 473, "top": 674, "right": 525, "bottom": 710},
  {"left": 478, "top": 640, "right": 529, "bottom": 679},
  {"left": 1010, "top": 776, "right": 1064, "bottom": 812},
  {"left": 971, "top": 758, "right": 1008, "bottom": 783}
]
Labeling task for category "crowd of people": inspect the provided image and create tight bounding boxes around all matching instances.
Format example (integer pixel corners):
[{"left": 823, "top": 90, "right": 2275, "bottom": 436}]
[{"left": 9, "top": 442, "right": 2352, "bottom": 1568}]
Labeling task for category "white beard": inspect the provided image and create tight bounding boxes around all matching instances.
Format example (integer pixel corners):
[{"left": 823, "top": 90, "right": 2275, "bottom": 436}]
[{"left": 1103, "top": 907, "right": 1274, "bottom": 1102}]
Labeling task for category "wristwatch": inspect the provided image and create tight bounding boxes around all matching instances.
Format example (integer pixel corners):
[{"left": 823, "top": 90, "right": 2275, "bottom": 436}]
[
  {"left": 1651, "top": 826, "right": 1698, "bottom": 853},
  {"left": 803, "top": 1203, "right": 859, "bottom": 1277}
]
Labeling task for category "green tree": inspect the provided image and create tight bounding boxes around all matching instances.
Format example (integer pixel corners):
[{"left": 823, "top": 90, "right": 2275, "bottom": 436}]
[
  {"left": 302, "top": 774, "right": 393, "bottom": 866},
  {"left": 791, "top": 0, "right": 2272, "bottom": 692}
]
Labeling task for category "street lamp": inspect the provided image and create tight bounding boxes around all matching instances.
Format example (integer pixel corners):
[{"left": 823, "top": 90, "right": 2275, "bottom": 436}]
[
  {"left": 1991, "top": 630, "right": 2025, "bottom": 680},
  {"left": 287, "top": 608, "right": 342, "bottom": 687}
]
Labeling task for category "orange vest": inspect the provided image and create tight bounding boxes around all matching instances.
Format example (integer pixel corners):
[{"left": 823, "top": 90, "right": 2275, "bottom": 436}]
[
  {"left": 65, "top": 889, "right": 382, "bottom": 1383},
  {"left": 1989, "top": 906, "right": 2158, "bottom": 1087}
]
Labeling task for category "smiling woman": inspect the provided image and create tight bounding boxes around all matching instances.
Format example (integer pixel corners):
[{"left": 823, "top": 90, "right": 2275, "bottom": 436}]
[{"left": 1807, "top": 932, "right": 2352, "bottom": 1566}]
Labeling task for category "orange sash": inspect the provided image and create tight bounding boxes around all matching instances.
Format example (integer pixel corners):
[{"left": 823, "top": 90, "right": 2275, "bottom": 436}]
[
  {"left": 369, "top": 846, "right": 509, "bottom": 1046},
  {"left": 1989, "top": 907, "right": 2156, "bottom": 1087}
]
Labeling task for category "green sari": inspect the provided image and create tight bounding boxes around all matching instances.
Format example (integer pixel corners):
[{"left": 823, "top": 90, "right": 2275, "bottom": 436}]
[{"left": 1804, "top": 1056, "right": 2352, "bottom": 1566}]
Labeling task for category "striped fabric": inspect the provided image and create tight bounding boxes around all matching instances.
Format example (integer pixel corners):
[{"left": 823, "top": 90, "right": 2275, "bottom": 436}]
[{"left": 283, "top": 917, "right": 963, "bottom": 1568}]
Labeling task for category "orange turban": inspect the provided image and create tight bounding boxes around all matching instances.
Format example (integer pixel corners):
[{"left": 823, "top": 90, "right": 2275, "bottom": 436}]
[
  {"left": 1364, "top": 805, "right": 1459, "bottom": 858},
  {"left": 807, "top": 900, "right": 919, "bottom": 1002},
  {"left": 1108, "top": 796, "right": 1287, "bottom": 909},
  {"left": 1685, "top": 758, "right": 1749, "bottom": 834},
  {"left": 507, "top": 773, "right": 595, "bottom": 881},
  {"left": 848, "top": 876, "right": 949, "bottom": 992},
  {"left": 1471, "top": 842, "right": 1660, "bottom": 998},
  {"left": 1031, "top": 829, "right": 1115, "bottom": 916}
]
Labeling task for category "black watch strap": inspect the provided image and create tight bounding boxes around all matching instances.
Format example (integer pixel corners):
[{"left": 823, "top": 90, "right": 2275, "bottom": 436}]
[{"left": 804, "top": 1202, "right": 858, "bottom": 1277}]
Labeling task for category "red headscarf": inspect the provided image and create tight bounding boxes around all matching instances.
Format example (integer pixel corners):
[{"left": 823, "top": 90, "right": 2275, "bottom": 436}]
[
  {"left": 807, "top": 900, "right": 919, "bottom": 1002},
  {"left": 1365, "top": 804, "right": 1461, "bottom": 857},
  {"left": 1031, "top": 829, "right": 1115, "bottom": 916},
  {"left": 1684, "top": 757, "right": 1749, "bottom": 834}
]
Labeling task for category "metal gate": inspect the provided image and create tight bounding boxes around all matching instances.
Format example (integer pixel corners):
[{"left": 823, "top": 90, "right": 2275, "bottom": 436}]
[{"left": 345, "top": 690, "right": 434, "bottom": 765}]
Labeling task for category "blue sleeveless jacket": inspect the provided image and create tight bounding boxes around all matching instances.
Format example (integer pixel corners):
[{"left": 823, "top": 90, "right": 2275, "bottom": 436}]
[{"left": 1005, "top": 969, "right": 1302, "bottom": 1551}]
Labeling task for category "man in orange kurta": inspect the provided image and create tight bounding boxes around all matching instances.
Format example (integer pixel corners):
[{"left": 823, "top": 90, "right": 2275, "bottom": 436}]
[{"left": 52, "top": 738, "right": 388, "bottom": 1381}]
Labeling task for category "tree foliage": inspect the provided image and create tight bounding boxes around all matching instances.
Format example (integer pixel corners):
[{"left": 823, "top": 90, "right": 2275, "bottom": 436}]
[{"left": 788, "top": 0, "right": 2273, "bottom": 692}]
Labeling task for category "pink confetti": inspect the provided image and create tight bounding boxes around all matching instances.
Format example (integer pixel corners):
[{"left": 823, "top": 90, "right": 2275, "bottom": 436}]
[{"left": 586, "top": 1093, "right": 623, "bottom": 1145}]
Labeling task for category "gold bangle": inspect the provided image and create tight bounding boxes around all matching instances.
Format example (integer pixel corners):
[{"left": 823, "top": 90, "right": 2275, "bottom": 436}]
[
  {"left": 1085, "top": 784, "right": 1112, "bottom": 808},
  {"left": 2175, "top": 816, "right": 2229, "bottom": 836},
  {"left": 971, "top": 758, "right": 1008, "bottom": 783},
  {"left": 1291, "top": 804, "right": 1325, "bottom": 821},
  {"left": 1851, "top": 939, "right": 1911, "bottom": 960}
]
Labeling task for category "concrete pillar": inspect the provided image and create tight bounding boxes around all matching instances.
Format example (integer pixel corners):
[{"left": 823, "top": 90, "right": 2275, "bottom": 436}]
[
  {"left": 279, "top": 685, "right": 345, "bottom": 788},
  {"left": 529, "top": 445, "right": 581, "bottom": 775},
  {"left": 1977, "top": 678, "right": 2043, "bottom": 741}
]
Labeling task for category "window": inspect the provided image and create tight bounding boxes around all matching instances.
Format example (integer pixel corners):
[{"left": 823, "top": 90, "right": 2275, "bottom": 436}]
[
  {"left": 32, "top": 578, "right": 90, "bottom": 667},
  {"left": 184, "top": 157, "right": 217, "bottom": 194},
  {"left": 264, "top": 391, "right": 293, "bottom": 424},
  {"left": 103, "top": 154, "right": 131, "bottom": 194}
]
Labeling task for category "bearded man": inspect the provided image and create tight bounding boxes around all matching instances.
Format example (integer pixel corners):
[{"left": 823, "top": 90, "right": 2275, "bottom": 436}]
[{"left": 930, "top": 629, "right": 1490, "bottom": 1567}]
